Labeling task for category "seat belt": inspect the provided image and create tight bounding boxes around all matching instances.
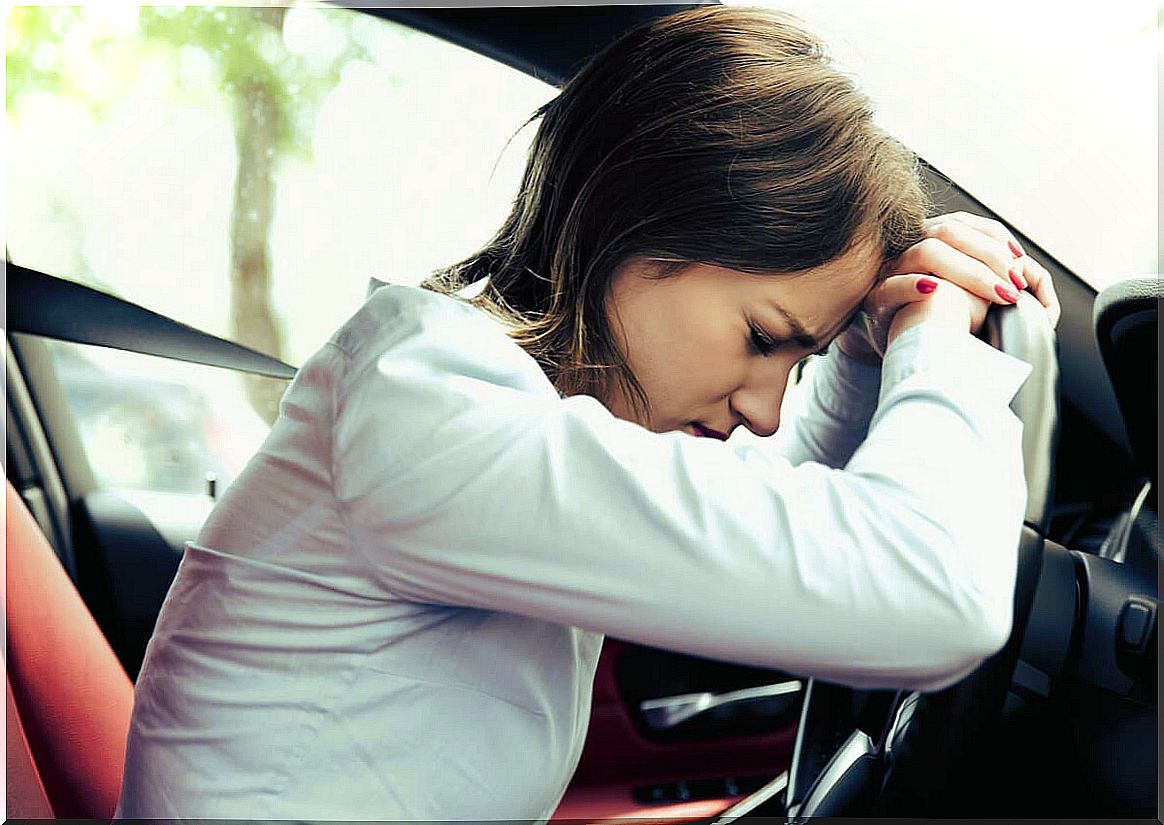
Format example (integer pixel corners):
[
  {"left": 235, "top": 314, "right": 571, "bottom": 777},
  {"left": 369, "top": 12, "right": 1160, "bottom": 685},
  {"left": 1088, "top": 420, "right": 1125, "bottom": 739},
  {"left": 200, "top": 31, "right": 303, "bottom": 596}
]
[{"left": 6, "top": 262, "right": 296, "bottom": 379}]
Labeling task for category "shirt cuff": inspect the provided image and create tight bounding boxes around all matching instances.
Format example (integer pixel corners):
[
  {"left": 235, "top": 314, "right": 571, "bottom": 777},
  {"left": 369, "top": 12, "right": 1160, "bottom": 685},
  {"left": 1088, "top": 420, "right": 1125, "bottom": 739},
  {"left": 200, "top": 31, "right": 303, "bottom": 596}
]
[{"left": 879, "top": 322, "right": 1033, "bottom": 411}]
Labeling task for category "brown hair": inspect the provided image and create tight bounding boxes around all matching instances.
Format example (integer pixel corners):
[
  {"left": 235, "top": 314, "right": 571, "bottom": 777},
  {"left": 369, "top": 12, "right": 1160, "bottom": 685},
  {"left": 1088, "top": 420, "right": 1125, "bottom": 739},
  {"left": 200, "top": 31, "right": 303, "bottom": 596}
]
[{"left": 421, "top": 5, "right": 929, "bottom": 422}]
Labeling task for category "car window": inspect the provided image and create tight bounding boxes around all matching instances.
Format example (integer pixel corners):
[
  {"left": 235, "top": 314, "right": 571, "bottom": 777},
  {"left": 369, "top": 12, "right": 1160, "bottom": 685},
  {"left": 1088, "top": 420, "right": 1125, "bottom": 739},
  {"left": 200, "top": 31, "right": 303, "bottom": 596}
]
[
  {"left": 727, "top": 1, "right": 1159, "bottom": 291},
  {"left": 41, "top": 338, "right": 272, "bottom": 498},
  {"left": 7, "top": 4, "right": 555, "bottom": 376},
  {"left": 8, "top": 4, "right": 556, "bottom": 502}
]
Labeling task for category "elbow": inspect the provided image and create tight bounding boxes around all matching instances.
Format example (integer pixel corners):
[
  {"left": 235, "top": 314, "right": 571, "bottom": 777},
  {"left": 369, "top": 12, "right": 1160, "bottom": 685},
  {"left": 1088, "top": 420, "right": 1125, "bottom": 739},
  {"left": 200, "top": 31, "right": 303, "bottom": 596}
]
[
  {"left": 908, "top": 590, "right": 1014, "bottom": 694},
  {"left": 956, "top": 599, "right": 1013, "bottom": 671},
  {"left": 935, "top": 523, "right": 1019, "bottom": 679},
  {"left": 911, "top": 507, "right": 1020, "bottom": 692},
  {"left": 982, "top": 592, "right": 1015, "bottom": 654}
]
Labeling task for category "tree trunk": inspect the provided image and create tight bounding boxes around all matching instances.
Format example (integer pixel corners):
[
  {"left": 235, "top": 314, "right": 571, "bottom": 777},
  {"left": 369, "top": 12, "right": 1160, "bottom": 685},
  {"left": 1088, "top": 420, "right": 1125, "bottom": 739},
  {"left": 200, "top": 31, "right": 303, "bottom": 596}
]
[{"left": 229, "top": 6, "right": 288, "bottom": 426}]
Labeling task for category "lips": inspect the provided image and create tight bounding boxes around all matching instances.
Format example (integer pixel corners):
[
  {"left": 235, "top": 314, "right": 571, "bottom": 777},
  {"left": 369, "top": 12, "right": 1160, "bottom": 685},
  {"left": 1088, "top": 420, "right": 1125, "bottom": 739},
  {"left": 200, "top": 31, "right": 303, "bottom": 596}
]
[{"left": 691, "top": 422, "right": 729, "bottom": 441}]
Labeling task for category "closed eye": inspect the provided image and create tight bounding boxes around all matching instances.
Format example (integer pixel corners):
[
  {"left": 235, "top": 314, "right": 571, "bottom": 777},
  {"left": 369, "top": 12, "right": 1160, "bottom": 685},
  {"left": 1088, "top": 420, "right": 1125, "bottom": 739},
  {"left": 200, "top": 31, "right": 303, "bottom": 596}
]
[
  {"left": 748, "top": 321, "right": 779, "bottom": 356},
  {"left": 750, "top": 321, "right": 830, "bottom": 358}
]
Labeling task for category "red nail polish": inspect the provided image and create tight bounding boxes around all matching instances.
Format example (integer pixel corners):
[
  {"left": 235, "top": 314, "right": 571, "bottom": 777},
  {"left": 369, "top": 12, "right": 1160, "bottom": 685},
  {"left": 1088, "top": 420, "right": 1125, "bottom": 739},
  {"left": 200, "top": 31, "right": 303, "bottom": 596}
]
[
  {"left": 1008, "top": 240, "right": 1024, "bottom": 258},
  {"left": 995, "top": 282, "right": 1019, "bottom": 303},
  {"left": 916, "top": 277, "right": 938, "bottom": 294},
  {"left": 1008, "top": 267, "right": 1027, "bottom": 291}
]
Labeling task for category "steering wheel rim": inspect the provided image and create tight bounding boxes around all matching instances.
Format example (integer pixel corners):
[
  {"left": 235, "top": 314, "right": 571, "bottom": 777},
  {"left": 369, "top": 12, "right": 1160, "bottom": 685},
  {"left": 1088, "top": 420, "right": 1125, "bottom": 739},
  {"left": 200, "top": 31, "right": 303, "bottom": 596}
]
[{"left": 784, "top": 293, "right": 1060, "bottom": 818}]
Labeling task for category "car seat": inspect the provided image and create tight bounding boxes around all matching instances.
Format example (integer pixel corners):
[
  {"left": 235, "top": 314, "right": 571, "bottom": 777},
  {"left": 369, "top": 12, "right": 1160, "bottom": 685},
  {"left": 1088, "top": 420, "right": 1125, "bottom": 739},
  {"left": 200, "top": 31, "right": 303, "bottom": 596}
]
[{"left": 5, "top": 480, "right": 134, "bottom": 818}]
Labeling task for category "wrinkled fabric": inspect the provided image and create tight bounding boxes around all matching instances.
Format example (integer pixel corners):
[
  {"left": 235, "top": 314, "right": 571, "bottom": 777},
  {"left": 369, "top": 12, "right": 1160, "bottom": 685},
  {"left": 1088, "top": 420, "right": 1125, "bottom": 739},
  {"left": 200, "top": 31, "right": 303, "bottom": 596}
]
[{"left": 117, "top": 279, "right": 1030, "bottom": 820}]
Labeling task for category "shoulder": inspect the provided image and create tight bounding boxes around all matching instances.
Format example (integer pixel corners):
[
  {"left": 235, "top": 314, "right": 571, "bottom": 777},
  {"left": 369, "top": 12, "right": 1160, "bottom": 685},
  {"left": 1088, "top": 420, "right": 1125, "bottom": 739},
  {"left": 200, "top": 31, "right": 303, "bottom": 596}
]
[
  {"left": 329, "top": 281, "right": 474, "bottom": 357},
  {"left": 328, "top": 281, "right": 558, "bottom": 400},
  {"left": 326, "top": 283, "right": 574, "bottom": 497}
]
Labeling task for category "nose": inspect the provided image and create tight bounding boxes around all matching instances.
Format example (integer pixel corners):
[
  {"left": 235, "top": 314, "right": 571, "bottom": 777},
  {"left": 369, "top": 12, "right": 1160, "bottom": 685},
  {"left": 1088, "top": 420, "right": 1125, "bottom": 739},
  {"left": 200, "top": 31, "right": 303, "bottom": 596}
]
[{"left": 730, "top": 361, "right": 794, "bottom": 438}]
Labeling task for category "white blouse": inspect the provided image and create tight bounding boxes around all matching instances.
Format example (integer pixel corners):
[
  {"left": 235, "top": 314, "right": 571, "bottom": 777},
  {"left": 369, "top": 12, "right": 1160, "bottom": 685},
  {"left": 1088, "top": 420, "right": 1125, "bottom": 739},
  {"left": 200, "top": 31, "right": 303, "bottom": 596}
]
[{"left": 116, "top": 278, "right": 1031, "bottom": 821}]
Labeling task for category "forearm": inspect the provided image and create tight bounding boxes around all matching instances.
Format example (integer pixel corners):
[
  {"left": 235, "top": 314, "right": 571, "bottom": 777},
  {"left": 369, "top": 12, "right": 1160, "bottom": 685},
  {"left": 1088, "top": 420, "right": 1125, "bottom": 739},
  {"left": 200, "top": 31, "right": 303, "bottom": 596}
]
[
  {"left": 334, "top": 285, "right": 1033, "bottom": 692},
  {"left": 766, "top": 346, "right": 883, "bottom": 469}
]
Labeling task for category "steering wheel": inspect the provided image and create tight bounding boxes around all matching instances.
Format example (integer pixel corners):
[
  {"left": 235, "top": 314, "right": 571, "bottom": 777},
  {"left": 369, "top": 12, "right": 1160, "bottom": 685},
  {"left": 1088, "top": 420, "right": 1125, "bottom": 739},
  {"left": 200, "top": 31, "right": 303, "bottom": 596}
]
[{"left": 782, "top": 292, "right": 1060, "bottom": 818}]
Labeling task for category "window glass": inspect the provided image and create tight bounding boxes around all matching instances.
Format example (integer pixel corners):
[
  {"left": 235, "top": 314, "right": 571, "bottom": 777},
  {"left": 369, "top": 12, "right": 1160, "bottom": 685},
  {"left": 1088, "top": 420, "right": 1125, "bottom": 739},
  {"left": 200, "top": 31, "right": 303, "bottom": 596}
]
[
  {"left": 42, "top": 339, "right": 277, "bottom": 500},
  {"left": 7, "top": 4, "right": 556, "bottom": 390},
  {"left": 728, "top": 1, "right": 1159, "bottom": 291},
  {"left": 9, "top": 5, "right": 553, "bottom": 517}
]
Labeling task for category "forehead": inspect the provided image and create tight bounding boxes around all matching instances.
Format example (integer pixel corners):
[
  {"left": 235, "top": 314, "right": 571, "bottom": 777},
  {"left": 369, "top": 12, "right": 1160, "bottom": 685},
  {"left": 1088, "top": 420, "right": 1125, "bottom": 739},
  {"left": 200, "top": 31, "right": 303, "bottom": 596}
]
[
  {"left": 802, "top": 241, "right": 883, "bottom": 300},
  {"left": 750, "top": 242, "right": 883, "bottom": 333}
]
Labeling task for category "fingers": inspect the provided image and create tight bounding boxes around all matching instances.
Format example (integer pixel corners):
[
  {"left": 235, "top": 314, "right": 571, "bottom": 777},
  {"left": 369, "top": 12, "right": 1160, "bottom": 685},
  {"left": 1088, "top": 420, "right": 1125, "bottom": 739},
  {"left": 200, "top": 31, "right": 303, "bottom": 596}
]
[
  {"left": 867, "top": 273, "right": 940, "bottom": 314},
  {"left": 1020, "top": 254, "right": 1061, "bottom": 328},
  {"left": 854, "top": 274, "right": 942, "bottom": 358},
  {"left": 925, "top": 211, "right": 1027, "bottom": 261},
  {"left": 886, "top": 236, "right": 1019, "bottom": 308},
  {"left": 924, "top": 215, "right": 1026, "bottom": 291},
  {"left": 919, "top": 212, "right": 1060, "bottom": 327}
]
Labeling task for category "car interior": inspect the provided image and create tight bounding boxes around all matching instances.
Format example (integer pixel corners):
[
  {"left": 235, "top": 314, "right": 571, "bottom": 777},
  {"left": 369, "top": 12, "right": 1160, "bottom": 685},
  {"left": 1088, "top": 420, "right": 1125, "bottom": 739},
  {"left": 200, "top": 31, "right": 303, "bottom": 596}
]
[{"left": 5, "top": 3, "right": 1159, "bottom": 820}]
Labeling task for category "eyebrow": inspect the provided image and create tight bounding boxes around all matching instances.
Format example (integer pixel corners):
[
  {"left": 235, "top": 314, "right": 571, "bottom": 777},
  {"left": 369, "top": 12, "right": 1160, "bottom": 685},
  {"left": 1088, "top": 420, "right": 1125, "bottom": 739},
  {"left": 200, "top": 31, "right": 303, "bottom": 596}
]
[{"left": 769, "top": 301, "right": 862, "bottom": 350}]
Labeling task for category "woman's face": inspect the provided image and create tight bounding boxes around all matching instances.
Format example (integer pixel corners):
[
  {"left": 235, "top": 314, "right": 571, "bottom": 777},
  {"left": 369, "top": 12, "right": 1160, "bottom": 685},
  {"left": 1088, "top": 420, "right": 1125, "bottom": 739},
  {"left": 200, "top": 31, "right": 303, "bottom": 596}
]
[{"left": 603, "top": 241, "right": 882, "bottom": 438}]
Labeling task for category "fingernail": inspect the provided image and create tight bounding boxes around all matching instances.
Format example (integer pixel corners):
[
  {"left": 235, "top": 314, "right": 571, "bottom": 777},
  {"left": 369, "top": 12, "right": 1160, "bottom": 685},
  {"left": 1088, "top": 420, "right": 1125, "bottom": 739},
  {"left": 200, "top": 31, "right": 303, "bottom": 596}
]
[
  {"left": 995, "top": 282, "right": 1019, "bottom": 303},
  {"left": 1008, "top": 266, "right": 1027, "bottom": 290},
  {"left": 916, "top": 277, "right": 938, "bottom": 294},
  {"left": 1008, "top": 240, "right": 1024, "bottom": 258}
]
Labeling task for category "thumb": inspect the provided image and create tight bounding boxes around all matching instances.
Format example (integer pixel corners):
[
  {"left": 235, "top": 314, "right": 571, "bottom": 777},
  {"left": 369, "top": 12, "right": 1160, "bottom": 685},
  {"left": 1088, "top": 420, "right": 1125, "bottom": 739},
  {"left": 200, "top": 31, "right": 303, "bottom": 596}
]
[
  {"left": 857, "top": 274, "right": 940, "bottom": 358},
  {"left": 867, "top": 273, "right": 940, "bottom": 315}
]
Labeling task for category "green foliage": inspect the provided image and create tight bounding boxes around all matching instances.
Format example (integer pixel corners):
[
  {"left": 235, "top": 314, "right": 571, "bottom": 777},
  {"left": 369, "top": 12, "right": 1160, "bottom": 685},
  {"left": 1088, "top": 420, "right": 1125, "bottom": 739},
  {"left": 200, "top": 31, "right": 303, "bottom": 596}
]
[
  {"left": 138, "top": 6, "right": 373, "bottom": 160},
  {"left": 7, "top": 7, "right": 100, "bottom": 114},
  {"left": 8, "top": 5, "right": 374, "bottom": 160}
]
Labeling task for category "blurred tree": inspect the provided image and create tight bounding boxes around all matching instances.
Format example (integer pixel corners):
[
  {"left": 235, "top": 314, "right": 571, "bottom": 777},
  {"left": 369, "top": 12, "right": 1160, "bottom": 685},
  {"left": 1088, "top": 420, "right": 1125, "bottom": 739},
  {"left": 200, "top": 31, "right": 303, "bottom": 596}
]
[
  {"left": 7, "top": 5, "right": 372, "bottom": 424},
  {"left": 6, "top": 6, "right": 118, "bottom": 287},
  {"left": 6, "top": 7, "right": 87, "bottom": 112},
  {"left": 140, "top": 5, "right": 372, "bottom": 423},
  {"left": 6, "top": 7, "right": 74, "bottom": 109}
]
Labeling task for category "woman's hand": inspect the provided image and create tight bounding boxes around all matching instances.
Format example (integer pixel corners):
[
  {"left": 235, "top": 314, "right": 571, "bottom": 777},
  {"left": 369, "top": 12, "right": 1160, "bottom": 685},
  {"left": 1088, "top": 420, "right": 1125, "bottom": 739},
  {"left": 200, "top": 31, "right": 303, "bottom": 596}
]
[
  {"left": 913, "top": 212, "right": 1060, "bottom": 328},
  {"left": 836, "top": 212, "right": 1061, "bottom": 364},
  {"left": 884, "top": 275, "right": 990, "bottom": 348},
  {"left": 835, "top": 272, "right": 988, "bottom": 365}
]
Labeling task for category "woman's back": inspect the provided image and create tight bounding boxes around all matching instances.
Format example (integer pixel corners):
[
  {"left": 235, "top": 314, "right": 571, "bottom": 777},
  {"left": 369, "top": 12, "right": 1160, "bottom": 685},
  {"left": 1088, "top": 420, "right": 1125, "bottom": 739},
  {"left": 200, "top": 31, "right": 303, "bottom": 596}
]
[{"left": 116, "top": 284, "right": 603, "bottom": 820}]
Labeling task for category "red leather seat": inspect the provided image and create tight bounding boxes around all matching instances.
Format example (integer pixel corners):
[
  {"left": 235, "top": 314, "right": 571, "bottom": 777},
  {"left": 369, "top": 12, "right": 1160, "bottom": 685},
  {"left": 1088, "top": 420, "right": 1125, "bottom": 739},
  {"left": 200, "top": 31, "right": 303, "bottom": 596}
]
[
  {"left": 5, "top": 481, "right": 134, "bottom": 818},
  {"left": 6, "top": 675, "right": 54, "bottom": 818}
]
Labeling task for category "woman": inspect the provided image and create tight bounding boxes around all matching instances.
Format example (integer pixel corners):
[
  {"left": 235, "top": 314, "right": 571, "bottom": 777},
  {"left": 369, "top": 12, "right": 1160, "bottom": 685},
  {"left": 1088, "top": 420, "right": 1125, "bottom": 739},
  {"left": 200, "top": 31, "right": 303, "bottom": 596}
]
[{"left": 116, "top": 6, "right": 1059, "bottom": 821}]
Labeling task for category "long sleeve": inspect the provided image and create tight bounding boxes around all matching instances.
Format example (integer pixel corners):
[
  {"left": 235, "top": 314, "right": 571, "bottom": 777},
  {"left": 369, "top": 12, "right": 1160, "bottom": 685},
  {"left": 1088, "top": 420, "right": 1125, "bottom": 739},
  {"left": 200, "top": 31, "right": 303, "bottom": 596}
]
[
  {"left": 330, "top": 287, "right": 1031, "bottom": 693},
  {"left": 763, "top": 345, "right": 883, "bottom": 469}
]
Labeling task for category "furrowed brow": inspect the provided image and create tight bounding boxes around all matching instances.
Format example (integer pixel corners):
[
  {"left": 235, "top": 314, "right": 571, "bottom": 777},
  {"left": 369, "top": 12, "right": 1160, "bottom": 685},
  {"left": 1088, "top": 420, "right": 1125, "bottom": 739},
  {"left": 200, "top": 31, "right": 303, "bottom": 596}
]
[
  {"left": 770, "top": 303, "right": 821, "bottom": 350},
  {"left": 772, "top": 302, "right": 863, "bottom": 350}
]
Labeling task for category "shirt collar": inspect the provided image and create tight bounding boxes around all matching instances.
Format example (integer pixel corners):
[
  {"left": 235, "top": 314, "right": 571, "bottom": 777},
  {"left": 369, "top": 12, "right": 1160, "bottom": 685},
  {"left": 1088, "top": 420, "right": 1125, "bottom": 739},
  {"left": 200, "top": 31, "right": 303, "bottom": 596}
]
[
  {"left": 366, "top": 277, "right": 390, "bottom": 299},
  {"left": 366, "top": 276, "right": 491, "bottom": 300}
]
